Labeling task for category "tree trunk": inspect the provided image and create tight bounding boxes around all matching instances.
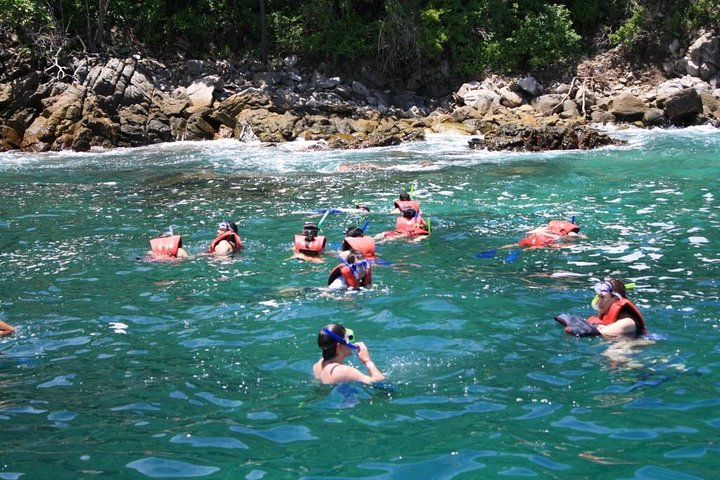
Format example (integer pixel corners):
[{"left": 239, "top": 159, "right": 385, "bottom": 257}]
[
  {"left": 94, "top": 0, "right": 111, "bottom": 51},
  {"left": 259, "top": 0, "right": 268, "bottom": 64}
]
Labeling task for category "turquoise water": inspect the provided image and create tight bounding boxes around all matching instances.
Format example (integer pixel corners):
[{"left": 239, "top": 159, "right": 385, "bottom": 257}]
[{"left": 1, "top": 127, "right": 719, "bottom": 479}]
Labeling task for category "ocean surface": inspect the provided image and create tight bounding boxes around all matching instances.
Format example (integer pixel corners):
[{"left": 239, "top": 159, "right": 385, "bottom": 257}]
[{"left": 1, "top": 127, "right": 719, "bottom": 479}]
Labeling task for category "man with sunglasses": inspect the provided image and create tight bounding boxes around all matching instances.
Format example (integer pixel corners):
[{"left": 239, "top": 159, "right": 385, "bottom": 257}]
[{"left": 313, "top": 323, "right": 385, "bottom": 385}]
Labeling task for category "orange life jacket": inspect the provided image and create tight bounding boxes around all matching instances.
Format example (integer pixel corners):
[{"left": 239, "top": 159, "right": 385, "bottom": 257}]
[
  {"left": 395, "top": 216, "right": 429, "bottom": 236},
  {"left": 518, "top": 232, "right": 557, "bottom": 247},
  {"left": 342, "top": 236, "right": 376, "bottom": 260},
  {"left": 209, "top": 231, "right": 242, "bottom": 253},
  {"left": 547, "top": 220, "right": 580, "bottom": 235},
  {"left": 294, "top": 234, "right": 327, "bottom": 256},
  {"left": 327, "top": 264, "right": 372, "bottom": 289},
  {"left": 149, "top": 235, "right": 182, "bottom": 257},
  {"left": 587, "top": 298, "right": 645, "bottom": 332},
  {"left": 394, "top": 200, "right": 421, "bottom": 213}
]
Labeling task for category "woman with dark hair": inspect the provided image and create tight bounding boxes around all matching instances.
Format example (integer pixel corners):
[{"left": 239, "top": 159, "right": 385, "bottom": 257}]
[
  {"left": 209, "top": 220, "right": 242, "bottom": 255},
  {"left": 312, "top": 323, "right": 384, "bottom": 385},
  {"left": 588, "top": 278, "right": 645, "bottom": 336}
]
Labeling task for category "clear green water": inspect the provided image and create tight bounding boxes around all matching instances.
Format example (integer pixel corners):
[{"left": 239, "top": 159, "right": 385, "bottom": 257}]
[{"left": 1, "top": 128, "right": 719, "bottom": 479}]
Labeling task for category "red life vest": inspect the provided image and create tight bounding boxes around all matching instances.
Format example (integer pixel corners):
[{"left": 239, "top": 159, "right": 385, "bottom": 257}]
[
  {"left": 209, "top": 231, "right": 242, "bottom": 253},
  {"left": 395, "top": 216, "right": 429, "bottom": 236},
  {"left": 327, "top": 264, "right": 372, "bottom": 289},
  {"left": 342, "top": 236, "right": 376, "bottom": 260},
  {"left": 394, "top": 200, "right": 421, "bottom": 213},
  {"left": 149, "top": 235, "right": 182, "bottom": 257},
  {"left": 547, "top": 220, "right": 580, "bottom": 235},
  {"left": 518, "top": 232, "right": 557, "bottom": 247},
  {"left": 587, "top": 298, "right": 645, "bottom": 332},
  {"left": 294, "top": 234, "right": 327, "bottom": 256}
]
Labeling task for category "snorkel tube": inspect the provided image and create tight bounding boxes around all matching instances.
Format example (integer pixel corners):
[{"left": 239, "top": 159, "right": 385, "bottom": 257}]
[
  {"left": 322, "top": 327, "right": 359, "bottom": 350},
  {"left": 317, "top": 209, "right": 331, "bottom": 231}
]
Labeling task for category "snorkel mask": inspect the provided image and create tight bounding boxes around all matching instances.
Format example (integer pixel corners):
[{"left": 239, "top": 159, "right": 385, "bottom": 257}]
[
  {"left": 591, "top": 281, "right": 635, "bottom": 309},
  {"left": 322, "top": 327, "right": 359, "bottom": 350}
]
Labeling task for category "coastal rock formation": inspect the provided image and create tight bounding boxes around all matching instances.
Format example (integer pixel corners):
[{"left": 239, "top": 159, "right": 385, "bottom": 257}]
[
  {"left": 2, "top": 31, "right": 720, "bottom": 153},
  {"left": 468, "top": 125, "right": 619, "bottom": 152}
]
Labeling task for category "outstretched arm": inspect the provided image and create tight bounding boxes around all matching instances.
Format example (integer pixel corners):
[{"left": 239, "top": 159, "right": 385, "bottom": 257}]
[{"left": 0, "top": 320, "right": 16, "bottom": 336}]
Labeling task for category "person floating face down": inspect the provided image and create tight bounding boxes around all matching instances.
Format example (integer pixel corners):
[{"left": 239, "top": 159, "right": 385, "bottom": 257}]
[
  {"left": 391, "top": 191, "right": 421, "bottom": 215},
  {"left": 588, "top": 278, "right": 646, "bottom": 337},
  {"left": 312, "top": 323, "right": 385, "bottom": 385},
  {"left": 327, "top": 250, "right": 372, "bottom": 290},
  {"left": 341, "top": 226, "right": 376, "bottom": 260},
  {"left": 518, "top": 220, "right": 582, "bottom": 248},
  {"left": 294, "top": 222, "right": 327, "bottom": 257},
  {"left": 209, "top": 221, "right": 242, "bottom": 255},
  {"left": 394, "top": 207, "right": 429, "bottom": 236},
  {"left": 149, "top": 231, "right": 189, "bottom": 258}
]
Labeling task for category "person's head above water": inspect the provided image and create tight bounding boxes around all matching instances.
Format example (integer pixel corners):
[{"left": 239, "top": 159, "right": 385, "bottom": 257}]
[
  {"left": 355, "top": 204, "right": 370, "bottom": 212},
  {"left": 317, "top": 323, "right": 357, "bottom": 359},
  {"left": 401, "top": 207, "right": 417, "bottom": 219},
  {"left": 399, "top": 191, "right": 411, "bottom": 201},
  {"left": 303, "top": 222, "right": 319, "bottom": 237},
  {"left": 345, "top": 226, "right": 364, "bottom": 238},
  {"left": 218, "top": 220, "right": 238, "bottom": 234}
]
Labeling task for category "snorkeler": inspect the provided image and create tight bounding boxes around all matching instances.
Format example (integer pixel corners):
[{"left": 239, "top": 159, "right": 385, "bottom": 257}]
[
  {"left": 391, "top": 191, "right": 421, "bottom": 215},
  {"left": 327, "top": 251, "right": 371, "bottom": 290},
  {"left": 518, "top": 219, "right": 583, "bottom": 248},
  {"left": 341, "top": 226, "right": 376, "bottom": 260},
  {"left": 312, "top": 204, "right": 371, "bottom": 214},
  {"left": 149, "top": 230, "right": 189, "bottom": 258},
  {"left": 555, "top": 278, "right": 646, "bottom": 337},
  {"left": 292, "top": 221, "right": 327, "bottom": 262},
  {"left": 377, "top": 207, "right": 429, "bottom": 241},
  {"left": 312, "top": 323, "right": 385, "bottom": 385},
  {"left": 209, "top": 220, "right": 242, "bottom": 255}
]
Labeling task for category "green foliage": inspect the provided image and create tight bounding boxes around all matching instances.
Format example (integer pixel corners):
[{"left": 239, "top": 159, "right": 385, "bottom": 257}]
[
  {"left": 609, "top": 2, "right": 646, "bottom": 46},
  {"left": 297, "top": 0, "right": 377, "bottom": 65},
  {"left": 0, "top": 0, "right": 52, "bottom": 28},
  {"left": 507, "top": 4, "right": 582, "bottom": 69},
  {"left": 668, "top": 0, "right": 720, "bottom": 35},
  {"left": 269, "top": 12, "right": 304, "bottom": 54}
]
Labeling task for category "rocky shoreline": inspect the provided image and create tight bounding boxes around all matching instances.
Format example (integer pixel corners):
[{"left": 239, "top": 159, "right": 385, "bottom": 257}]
[{"left": 1, "top": 30, "right": 719, "bottom": 153}]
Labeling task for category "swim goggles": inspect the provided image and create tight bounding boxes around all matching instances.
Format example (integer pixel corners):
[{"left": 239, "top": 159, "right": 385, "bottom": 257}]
[
  {"left": 218, "top": 221, "right": 231, "bottom": 231},
  {"left": 322, "top": 327, "right": 359, "bottom": 350}
]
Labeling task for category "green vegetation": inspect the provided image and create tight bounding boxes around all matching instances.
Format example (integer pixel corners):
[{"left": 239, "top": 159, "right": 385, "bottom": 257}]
[{"left": 2, "top": 0, "right": 719, "bottom": 80}]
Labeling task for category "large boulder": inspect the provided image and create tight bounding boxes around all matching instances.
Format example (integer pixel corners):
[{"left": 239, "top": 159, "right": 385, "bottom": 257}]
[
  {"left": 187, "top": 75, "right": 224, "bottom": 109},
  {"left": 530, "top": 94, "right": 564, "bottom": 114},
  {"left": 663, "top": 88, "right": 703, "bottom": 124},
  {"left": 609, "top": 93, "right": 647, "bottom": 121}
]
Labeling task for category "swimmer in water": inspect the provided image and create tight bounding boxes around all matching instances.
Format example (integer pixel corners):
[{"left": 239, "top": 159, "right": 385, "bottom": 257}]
[
  {"left": 148, "top": 231, "right": 189, "bottom": 258},
  {"left": 327, "top": 251, "right": 371, "bottom": 290},
  {"left": 291, "top": 221, "right": 327, "bottom": 263},
  {"left": 312, "top": 323, "right": 385, "bottom": 385},
  {"left": 555, "top": 278, "right": 646, "bottom": 338},
  {"left": 208, "top": 220, "right": 242, "bottom": 255}
]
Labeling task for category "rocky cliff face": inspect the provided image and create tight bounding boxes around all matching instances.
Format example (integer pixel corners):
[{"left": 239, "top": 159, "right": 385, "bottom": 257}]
[{"left": 1, "top": 30, "right": 720, "bottom": 153}]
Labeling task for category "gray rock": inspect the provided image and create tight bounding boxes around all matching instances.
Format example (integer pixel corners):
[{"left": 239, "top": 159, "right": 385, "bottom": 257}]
[
  {"left": 663, "top": 88, "right": 703, "bottom": 123},
  {"left": 517, "top": 76, "right": 542, "bottom": 97}
]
